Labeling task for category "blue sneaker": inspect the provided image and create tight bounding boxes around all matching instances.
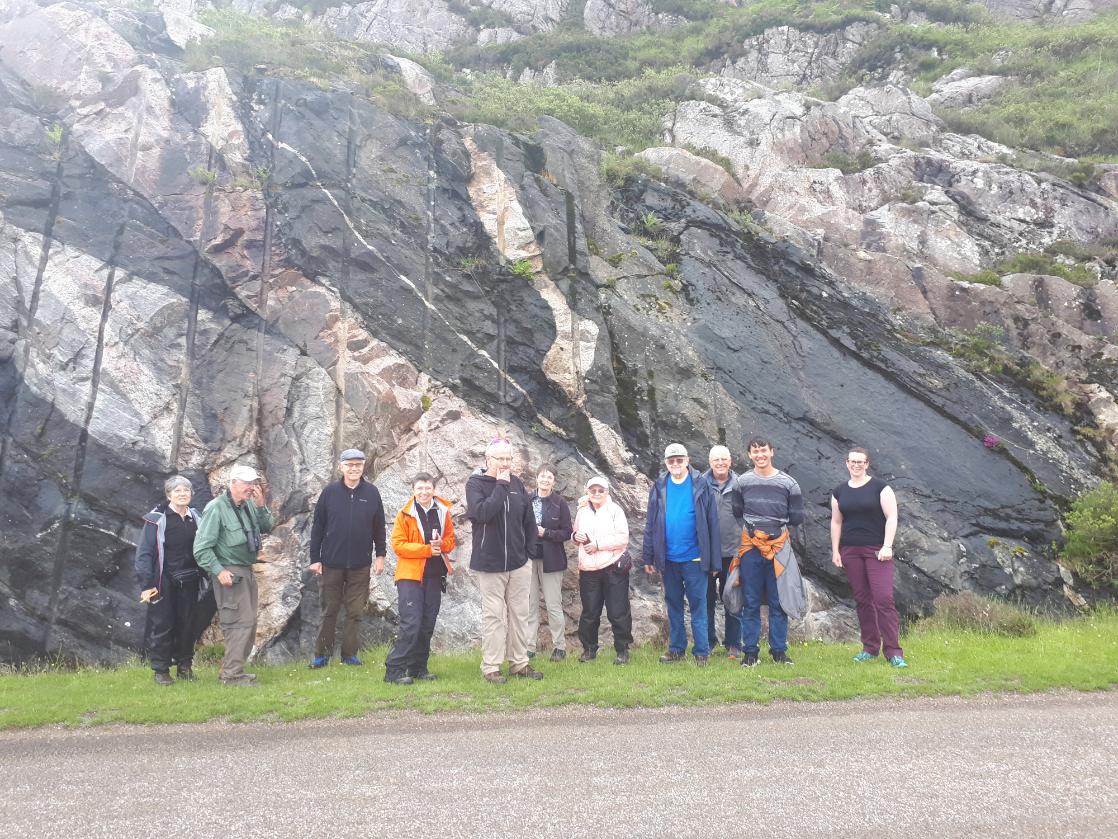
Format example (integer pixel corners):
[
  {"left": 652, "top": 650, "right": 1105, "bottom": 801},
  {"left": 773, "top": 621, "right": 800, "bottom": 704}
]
[
  {"left": 342, "top": 656, "right": 363, "bottom": 666},
  {"left": 852, "top": 651, "right": 876, "bottom": 663},
  {"left": 888, "top": 655, "right": 909, "bottom": 668},
  {"left": 309, "top": 655, "right": 329, "bottom": 669}
]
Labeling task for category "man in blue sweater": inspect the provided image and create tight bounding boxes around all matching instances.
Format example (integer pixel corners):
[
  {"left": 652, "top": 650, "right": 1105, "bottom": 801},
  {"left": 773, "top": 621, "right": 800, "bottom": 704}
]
[
  {"left": 642, "top": 443, "right": 721, "bottom": 664},
  {"left": 736, "top": 437, "right": 804, "bottom": 667}
]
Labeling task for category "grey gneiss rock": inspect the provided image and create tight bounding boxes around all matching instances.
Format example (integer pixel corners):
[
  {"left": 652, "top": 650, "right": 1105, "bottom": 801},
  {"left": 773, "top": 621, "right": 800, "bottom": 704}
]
[
  {"left": 720, "top": 22, "right": 879, "bottom": 88},
  {"left": 0, "top": 0, "right": 1107, "bottom": 665},
  {"left": 668, "top": 77, "right": 1118, "bottom": 390}
]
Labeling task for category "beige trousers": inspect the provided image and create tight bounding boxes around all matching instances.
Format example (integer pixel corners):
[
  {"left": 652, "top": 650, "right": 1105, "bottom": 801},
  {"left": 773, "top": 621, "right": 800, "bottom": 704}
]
[
  {"left": 212, "top": 565, "right": 258, "bottom": 680},
  {"left": 526, "top": 559, "right": 566, "bottom": 652},
  {"left": 477, "top": 563, "right": 531, "bottom": 675}
]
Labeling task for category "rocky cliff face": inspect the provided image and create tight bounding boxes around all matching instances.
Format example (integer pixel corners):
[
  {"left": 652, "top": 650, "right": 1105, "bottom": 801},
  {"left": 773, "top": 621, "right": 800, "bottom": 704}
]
[{"left": 0, "top": 0, "right": 1110, "bottom": 664}]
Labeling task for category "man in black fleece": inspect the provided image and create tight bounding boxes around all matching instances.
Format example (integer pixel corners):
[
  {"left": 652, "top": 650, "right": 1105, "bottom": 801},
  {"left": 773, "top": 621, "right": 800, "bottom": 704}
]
[
  {"left": 466, "top": 439, "right": 542, "bottom": 683},
  {"left": 307, "top": 448, "right": 386, "bottom": 668}
]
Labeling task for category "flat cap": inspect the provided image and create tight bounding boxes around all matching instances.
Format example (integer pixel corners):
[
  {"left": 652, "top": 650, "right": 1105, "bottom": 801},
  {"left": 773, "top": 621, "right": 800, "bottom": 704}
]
[{"left": 339, "top": 448, "right": 367, "bottom": 462}]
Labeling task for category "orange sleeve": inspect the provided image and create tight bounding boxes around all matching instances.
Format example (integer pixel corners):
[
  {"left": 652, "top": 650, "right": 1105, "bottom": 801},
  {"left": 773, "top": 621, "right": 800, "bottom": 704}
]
[{"left": 391, "top": 509, "right": 433, "bottom": 561}]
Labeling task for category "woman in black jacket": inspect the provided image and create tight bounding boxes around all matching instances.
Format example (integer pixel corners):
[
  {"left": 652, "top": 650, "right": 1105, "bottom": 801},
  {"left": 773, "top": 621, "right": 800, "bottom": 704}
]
[
  {"left": 527, "top": 463, "right": 573, "bottom": 661},
  {"left": 134, "top": 475, "right": 203, "bottom": 685}
]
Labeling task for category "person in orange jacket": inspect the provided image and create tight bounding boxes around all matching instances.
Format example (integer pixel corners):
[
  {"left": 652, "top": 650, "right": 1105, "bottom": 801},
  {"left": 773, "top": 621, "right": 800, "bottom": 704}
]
[{"left": 384, "top": 472, "right": 456, "bottom": 684}]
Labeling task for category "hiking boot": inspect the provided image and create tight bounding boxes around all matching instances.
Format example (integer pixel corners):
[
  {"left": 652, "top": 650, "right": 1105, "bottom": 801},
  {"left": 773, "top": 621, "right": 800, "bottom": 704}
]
[
  {"left": 510, "top": 665, "right": 544, "bottom": 681},
  {"left": 153, "top": 671, "right": 173, "bottom": 686},
  {"left": 220, "top": 675, "right": 257, "bottom": 687},
  {"left": 742, "top": 652, "right": 759, "bottom": 668},
  {"left": 772, "top": 651, "right": 794, "bottom": 665},
  {"left": 694, "top": 655, "right": 709, "bottom": 666},
  {"left": 483, "top": 671, "right": 507, "bottom": 685},
  {"left": 888, "top": 655, "right": 909, "bottom": 668},
  {"left": 341, "top": 656, "right": 363, "bottom": 666},
  {"left": 659, "top": 651, "right": 685, "bottom": 664},
  {"left": 852, "top": 651, "right": 876, "bottom": 663},
  {"left": 309, "top": 655, "right": 329, "bottom": 669},
  {"left": 410, "top": 671, "right": 438, "bottom": 681},
  {"left": 550, "top": 649, "right": 566, "bottom": 662},
  {"left": 726, "top": 648, "right": 741, "bottom": 661},
  {"left": 527, "top": 650, "right": 537, "bottom": 659},
  {"left": 175, "top": 665, "right": 195, "bottom": 681},
  {"left": 614, "top": 648, "right": 630, "bottom": 666},
  {"left": 579, "top": 648, "right": 597, "bottom": 663},
  {"left": 384, "top": 673, "right": 414, "bottom": 685}
]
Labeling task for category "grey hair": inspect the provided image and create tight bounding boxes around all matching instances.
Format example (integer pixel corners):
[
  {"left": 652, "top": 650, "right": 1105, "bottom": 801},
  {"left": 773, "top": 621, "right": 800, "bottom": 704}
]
[
  {"left": 485, "top": 438, "right": 513, "bottom": 457},
  {"left": 164, "top": 475, "right": 192, "bottom": 497},
  {"left": 708, "top": 445, "right": 731, "bottom": 461}
]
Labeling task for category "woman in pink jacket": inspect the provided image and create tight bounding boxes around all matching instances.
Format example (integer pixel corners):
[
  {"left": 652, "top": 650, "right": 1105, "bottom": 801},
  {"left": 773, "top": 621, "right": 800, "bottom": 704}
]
[{"left": 573, "top": 476, "right": 633, "bottom": 665}]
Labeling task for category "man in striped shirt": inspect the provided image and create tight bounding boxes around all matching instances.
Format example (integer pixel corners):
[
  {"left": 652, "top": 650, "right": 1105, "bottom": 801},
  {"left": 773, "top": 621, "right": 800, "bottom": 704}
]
[{"left": 736, "top": 437, "right": 804, "bottom": 667}]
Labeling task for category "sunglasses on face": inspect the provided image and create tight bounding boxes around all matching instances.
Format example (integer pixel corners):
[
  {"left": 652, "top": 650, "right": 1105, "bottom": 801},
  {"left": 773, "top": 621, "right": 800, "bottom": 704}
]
[
  {"left": 588, "top": 487, "right": 607, "bottom": 494},
  {"left": 666, "top": 457, "right": 687, "bottom": 465}
]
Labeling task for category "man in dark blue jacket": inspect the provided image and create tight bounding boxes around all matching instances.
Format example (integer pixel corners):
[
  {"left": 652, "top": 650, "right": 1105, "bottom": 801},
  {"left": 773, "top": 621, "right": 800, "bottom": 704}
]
[
  {"left": 466, "top": 439, "right": 541, "bottom": 684},
  {"left": 307, "top": 449, "right": 386, "bottom": 668},
  {"left": 642, "top": 443, "right": 721, "bottom": 664}
]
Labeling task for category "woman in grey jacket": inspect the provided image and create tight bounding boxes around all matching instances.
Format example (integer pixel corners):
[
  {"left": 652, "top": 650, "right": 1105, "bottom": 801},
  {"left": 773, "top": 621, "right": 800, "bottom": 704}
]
[{"left": 134, "top": 475, "right": 203, "bottom": 685}]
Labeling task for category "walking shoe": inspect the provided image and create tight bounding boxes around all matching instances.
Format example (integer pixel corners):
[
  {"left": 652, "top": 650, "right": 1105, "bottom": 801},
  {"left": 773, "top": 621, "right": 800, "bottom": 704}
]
[
  {"left": 341, "top": 656, "right": 362, "bottom": 666},
  {"left": 772, "top": 651, "right": 794, "bottom": 665},
  {"left": 726, "top": 648, "right": 741, "bottom": 661},
  {"left": 694, "top": 655, "right": 709, "bottom": 666},
  {"left": 410, "top": 671, "right": 438, "bottom": 681},
  {"left": 579, "top": 648, "right": 597, "bottom": 663},
  {"left": 510, "top": 665, "right": 544, "bottom": 680},
  {"left": 888, "top": 656, "right": 909, "bottom": 668},
  {"left": 742, "top": 652, "right": 759, "bottom": 667},
  {"left": 614, "top": 649, "right": 630, "bottom": 665},
  {"left": 550, "top": 649, "right": 566, "bottom": 662},
  {"left": 527, "top": 650, "right": 537, "bottom": 659},
  {"left": 483, "top": 671, "right": 507, "bottom": 684},
  {"left": 852, "top": 651, "right": 876, "bottom": 663},
  {"left": 659, "top": 651, "right": 685, "bottom": 664},
  {"left": 153, "top": 671, "right": 173, "bottom": 686},
  {"left": 176, "top": 665, "right": 195, "bottom": 681},
  {"left": 309, "top": 655, "right": 329, "bottom": 669},
  {"left": 220, "top": 675, "right": 257, "bottom": 687},
  {"left": 384, "top": 673, "right": 414, "bottom": 685}
]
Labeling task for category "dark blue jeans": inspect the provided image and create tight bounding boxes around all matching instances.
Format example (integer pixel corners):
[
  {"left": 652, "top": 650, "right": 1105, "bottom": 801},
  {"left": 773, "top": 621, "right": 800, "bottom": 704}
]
[
  {"left": 662, "top": 560, "right": 710, "bottom": 657},
  {"left": 740, "top": 547, "right": 788, "bottom": 656},
  {"left": 706, "top": 556, "right": 743, "bottom": 651}
]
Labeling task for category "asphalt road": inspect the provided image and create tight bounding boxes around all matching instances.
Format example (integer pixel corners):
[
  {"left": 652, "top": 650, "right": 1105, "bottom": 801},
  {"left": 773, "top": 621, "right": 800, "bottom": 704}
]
[{"left": 2, "top": 691, "right": 1115, "bottom": 839}]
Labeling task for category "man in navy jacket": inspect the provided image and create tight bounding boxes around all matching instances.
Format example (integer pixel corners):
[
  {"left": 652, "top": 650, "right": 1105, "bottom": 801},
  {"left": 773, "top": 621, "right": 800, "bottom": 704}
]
[
  {"left": 307, "top": 448, "right": 386, "bottom": 668},
  {"left": 642, "top": 443, "right": 721, "bottom": 664}
]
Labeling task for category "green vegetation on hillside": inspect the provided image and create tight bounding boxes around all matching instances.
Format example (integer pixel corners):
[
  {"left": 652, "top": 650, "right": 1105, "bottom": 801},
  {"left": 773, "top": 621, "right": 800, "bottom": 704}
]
[
  {"left": 1062, "top": 482, "right": 1118, "bottom": 587},
  {"left": 440, "top": 0, "right": 1118, "bottom": 159},
  {"left": 1, "top": 609, "right": 1114, "bottom": 728}
]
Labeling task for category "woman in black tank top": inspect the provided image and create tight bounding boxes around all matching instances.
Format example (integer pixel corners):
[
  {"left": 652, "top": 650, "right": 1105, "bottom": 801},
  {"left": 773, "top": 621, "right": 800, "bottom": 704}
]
[{"left": 830, "top": 447, "right": 907, "bottom": 668}]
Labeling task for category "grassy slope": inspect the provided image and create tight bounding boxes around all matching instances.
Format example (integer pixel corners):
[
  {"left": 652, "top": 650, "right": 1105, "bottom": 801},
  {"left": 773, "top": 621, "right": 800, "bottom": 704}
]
[
  {"left": 443, "top": 0, "right": 1118, "bottom": 159},
  {"left": 1, "top": 612, "right": 1114, "bottom": 729}
]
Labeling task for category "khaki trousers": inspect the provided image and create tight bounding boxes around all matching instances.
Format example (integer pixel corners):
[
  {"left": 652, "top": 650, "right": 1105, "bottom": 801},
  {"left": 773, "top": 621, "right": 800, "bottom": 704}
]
[
  {"left": 477, "top": 563, "right": 531, "bottom": 675},
  {"left": 315, "top": 565, "right": 371, "bottom": 658},
  {"left": 212, "top": 566, "right": 258, "bottom": 680},
  {"left": 526, "top": 559, "right": 566, "bottom": 652}
]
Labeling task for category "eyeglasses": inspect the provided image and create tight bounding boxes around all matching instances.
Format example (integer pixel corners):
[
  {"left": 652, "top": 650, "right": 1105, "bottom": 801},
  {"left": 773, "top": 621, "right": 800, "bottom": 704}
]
[
  {"left": 588, "top": 487, "right": 607, "bottom": 494},
  {"left": 666, "top": 457, "right": 687, "bottom": 465},
  {"left": 847, "top": 459, "right": 867, "bottom": 465},
  {"left": 490, "top": 455, "right": 513, "bottom": 463}
]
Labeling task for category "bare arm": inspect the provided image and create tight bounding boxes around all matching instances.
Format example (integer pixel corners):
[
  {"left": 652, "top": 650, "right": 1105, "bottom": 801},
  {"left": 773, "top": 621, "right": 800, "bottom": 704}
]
[
  {"left": 879, "top": 486, "right": 898, "bottom": 559},
  {"left": 830, "top": 496, "right": 843, "bottom": 567}
]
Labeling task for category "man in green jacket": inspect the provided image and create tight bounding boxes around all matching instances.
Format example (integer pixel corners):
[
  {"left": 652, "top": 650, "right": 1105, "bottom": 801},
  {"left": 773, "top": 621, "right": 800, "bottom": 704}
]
[{"left": 193, "top": 464, "right": 275, "bottom": 685}]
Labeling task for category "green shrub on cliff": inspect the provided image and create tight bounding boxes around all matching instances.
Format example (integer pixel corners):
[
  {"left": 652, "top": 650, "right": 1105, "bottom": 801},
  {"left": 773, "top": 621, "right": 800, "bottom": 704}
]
[{"left": 1062, "top": 482, "right": 1118, "bottom": 587}]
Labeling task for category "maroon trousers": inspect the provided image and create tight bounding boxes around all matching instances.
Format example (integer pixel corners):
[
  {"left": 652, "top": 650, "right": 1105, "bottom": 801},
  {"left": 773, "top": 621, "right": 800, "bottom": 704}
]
[{"left": 840, "top": 545, "right": 903, "bottom": 659}]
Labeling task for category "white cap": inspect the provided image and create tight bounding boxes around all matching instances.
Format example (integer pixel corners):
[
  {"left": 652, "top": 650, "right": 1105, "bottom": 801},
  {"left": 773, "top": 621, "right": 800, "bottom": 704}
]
[
  {"left": 664, "top": 443, "right": 688, "bottom": 459},
  {"left": 230, "top": 464, "right": 259, "bottom": 482},
  {"left": 586, "top": 475, "right": 610, "bottom": 491}
]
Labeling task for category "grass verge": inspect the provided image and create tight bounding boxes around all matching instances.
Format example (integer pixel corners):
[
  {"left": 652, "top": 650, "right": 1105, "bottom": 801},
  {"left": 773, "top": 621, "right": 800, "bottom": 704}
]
[{"left": 1, "top": 610, "right": 1115, "bottom": 729}]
